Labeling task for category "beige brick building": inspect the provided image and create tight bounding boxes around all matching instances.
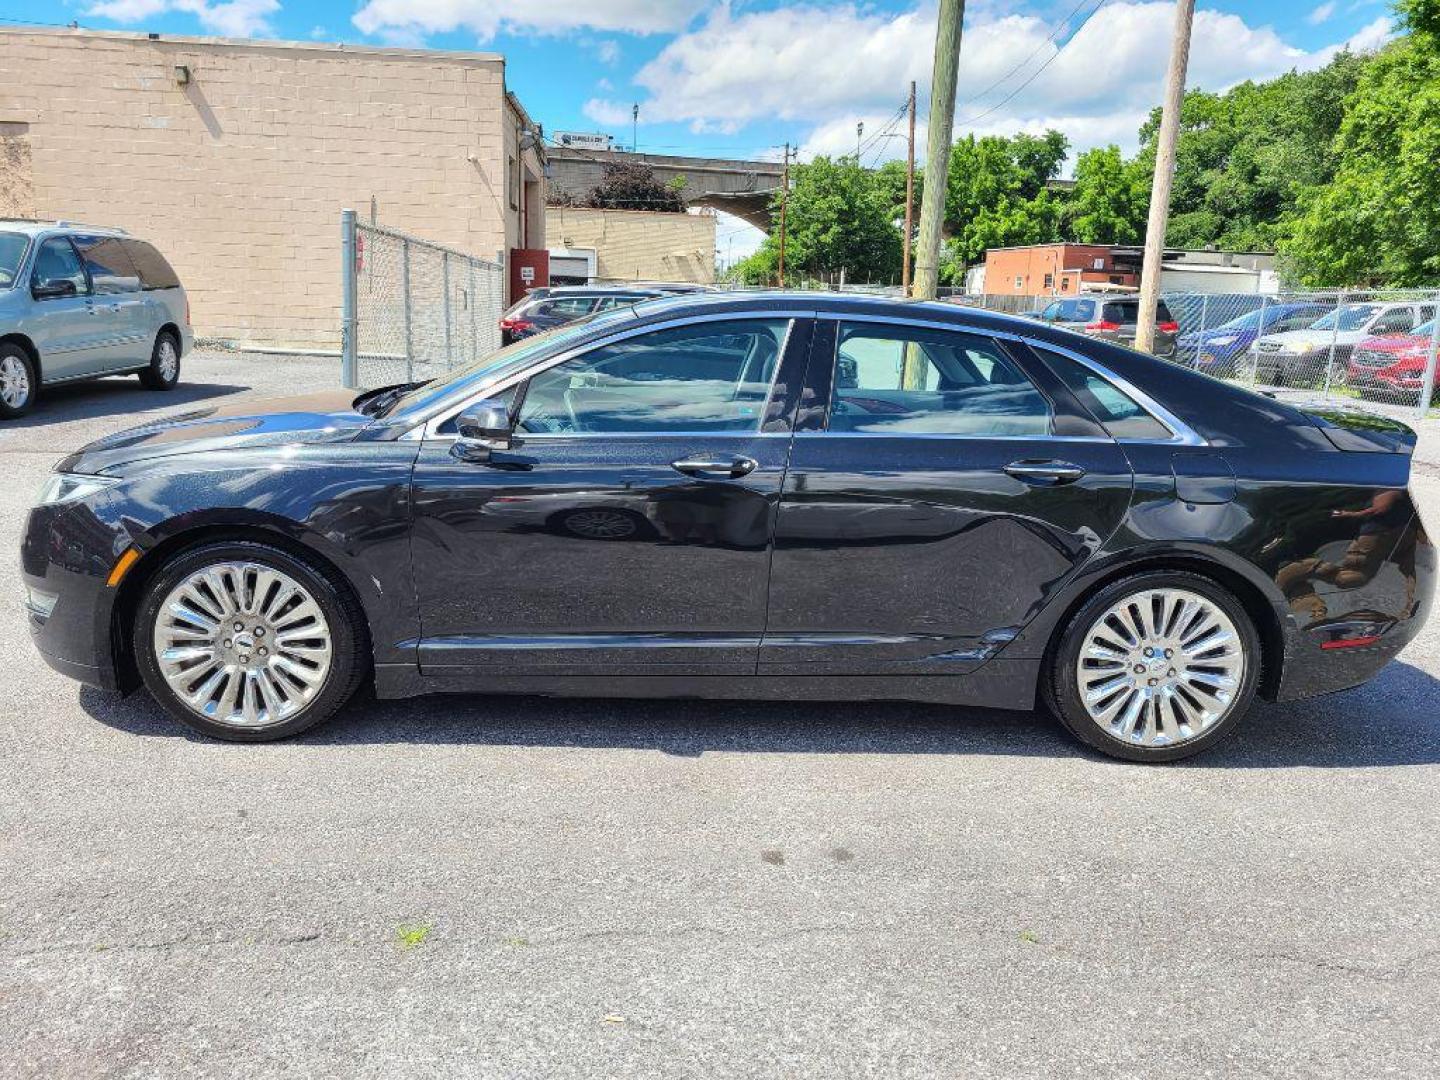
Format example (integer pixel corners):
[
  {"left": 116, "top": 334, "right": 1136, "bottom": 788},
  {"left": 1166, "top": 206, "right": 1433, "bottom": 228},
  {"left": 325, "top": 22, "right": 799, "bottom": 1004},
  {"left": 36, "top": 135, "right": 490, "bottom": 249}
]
[
  {"left": 0, "top": 27, "right": 544, "bottom": 348},
  {"left": 545, "top": 206, "right": 715, "bottom": 285}
]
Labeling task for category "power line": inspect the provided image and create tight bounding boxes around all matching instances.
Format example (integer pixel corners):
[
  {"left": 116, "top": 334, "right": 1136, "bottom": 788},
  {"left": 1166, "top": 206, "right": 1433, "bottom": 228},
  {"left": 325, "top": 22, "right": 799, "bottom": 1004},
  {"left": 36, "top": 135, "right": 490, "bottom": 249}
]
[
  {"left": 955, "top": 0, "right": 1111, "bottom": 128},
  {"left": 957, "top": 0, "right": 1101, "bottom": 111}
]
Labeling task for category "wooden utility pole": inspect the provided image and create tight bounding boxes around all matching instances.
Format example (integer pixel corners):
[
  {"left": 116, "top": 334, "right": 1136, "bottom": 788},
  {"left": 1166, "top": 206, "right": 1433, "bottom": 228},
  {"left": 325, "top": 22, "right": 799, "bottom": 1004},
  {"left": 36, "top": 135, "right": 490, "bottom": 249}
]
[
  {"left": 777, "top": 142, "right": 790, "bottom": 288},
  {"left": 902, "top": 80, "right": 917, "bottom": 292},
  {"left": 1134, "top": 0, "right": 1195, "bottom": 354},
  {"left": 912, "top": 0, "right": 965, "bottom": 300}
]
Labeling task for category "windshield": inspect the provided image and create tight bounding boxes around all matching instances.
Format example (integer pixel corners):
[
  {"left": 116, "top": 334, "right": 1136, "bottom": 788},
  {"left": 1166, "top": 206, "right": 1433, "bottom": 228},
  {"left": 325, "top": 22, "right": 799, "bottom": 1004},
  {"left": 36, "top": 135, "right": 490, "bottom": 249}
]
[
  {"left": 1310, "top": 305, "right": 1380, "bottom": 332},
  {"left": 1212, "top": 310, "right": 1265, "bottom": 332},
  {"left": 0, "top": 232, "right": 27, "bottom": 289},
  {"left": 384, "top": 305, "right": 638, "bottom": 419}
]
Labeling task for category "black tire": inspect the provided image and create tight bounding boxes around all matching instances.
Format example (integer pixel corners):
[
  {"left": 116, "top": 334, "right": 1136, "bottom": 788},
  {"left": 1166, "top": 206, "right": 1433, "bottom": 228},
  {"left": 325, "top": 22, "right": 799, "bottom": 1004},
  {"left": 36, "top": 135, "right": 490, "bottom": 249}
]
[
  {"left": 0, "top": 343, "right": 38, "bottom": 419},
  {"left": 138, "top": 330, "right": 181, "bottom": 391},
  {"left": 134, "top": 540, "right": 368, "bottom": 741},
  {"left": 1044, "top": 571, "right": 1261, "bottom": 763}
]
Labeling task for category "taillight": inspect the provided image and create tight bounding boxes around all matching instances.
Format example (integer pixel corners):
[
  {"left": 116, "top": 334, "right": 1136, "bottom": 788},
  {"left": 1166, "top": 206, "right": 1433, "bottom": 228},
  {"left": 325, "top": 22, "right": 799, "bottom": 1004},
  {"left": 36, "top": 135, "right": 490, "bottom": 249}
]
[
  {"left": 185, "top": 299, "right": 191, "bottom": 325},
  {"left": 1158, "top": 320, "right": 1179, "bottom": 333},
  {"left": 1085, "top": 320, "right": 1121, "bottom": 332},
  {"left": 500, "top": 317, "right": 533, "bottom": 333}
]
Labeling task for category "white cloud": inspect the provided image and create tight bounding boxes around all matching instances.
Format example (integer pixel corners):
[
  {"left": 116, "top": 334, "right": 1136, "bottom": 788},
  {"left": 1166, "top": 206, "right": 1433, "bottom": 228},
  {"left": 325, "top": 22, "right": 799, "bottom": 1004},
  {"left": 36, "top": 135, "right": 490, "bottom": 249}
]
[
  {"left": 594, "top": 39, "right": 621, "bottom": 65},
  {"left": 86, "top": 0, "right": 278, "bottom": 37},
  {"left": 1308, "top": 2, "right": 1338, "bottom": 25},
  {"left": 351, "top": 0, "right": 704, "bottom": 43},
  {"left": 599, "top": 1, "right": 1394, "bottom": 167}
]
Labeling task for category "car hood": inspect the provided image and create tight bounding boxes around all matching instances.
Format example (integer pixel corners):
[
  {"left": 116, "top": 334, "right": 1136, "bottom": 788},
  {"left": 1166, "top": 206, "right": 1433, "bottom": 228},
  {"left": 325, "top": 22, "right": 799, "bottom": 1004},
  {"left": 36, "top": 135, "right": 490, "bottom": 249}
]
[
  {"left": 1257, "top": 328, "right": 1367, "bottom": 348},
  {"left": 1354, "top": 333, "right": 1431, "bottom": 355},
  {"left": 59, "top": 388, "right": 375, "bottom": 474}
]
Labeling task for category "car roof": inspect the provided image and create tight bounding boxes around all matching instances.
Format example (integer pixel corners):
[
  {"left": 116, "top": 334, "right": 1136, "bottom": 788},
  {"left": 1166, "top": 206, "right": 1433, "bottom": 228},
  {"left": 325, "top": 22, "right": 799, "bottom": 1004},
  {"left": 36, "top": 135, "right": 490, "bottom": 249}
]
[
  {"left": 545, "top": 285, "right": 666, "bottom": 297},
  {"left": 0, "top": 219, "right": 129, "bottom": 238}
]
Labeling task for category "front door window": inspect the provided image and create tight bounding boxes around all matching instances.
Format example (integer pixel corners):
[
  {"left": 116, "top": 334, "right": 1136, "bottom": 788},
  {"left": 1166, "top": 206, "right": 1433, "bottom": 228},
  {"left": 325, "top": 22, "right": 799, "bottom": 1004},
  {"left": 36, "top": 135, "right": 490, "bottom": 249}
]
[{"left": 517, "top": 319, "right": 789, "bottom": 434}]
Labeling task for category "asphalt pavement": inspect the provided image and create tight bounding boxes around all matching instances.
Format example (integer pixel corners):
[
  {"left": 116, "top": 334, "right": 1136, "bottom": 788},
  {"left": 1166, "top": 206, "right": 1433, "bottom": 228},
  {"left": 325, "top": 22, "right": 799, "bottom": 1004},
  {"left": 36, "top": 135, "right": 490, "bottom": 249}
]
[{"left": 2, "top": 351, "right": 1438, "bottom": 1078}]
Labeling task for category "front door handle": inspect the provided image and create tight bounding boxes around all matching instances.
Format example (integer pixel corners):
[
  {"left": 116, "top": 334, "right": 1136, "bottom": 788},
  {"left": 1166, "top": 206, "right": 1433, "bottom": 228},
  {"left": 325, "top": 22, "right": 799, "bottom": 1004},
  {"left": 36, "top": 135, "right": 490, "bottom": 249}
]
[
  {"left": 1004, "top": 459, "right": 1087, "bottom": 484},
  {"left": 671, "top": 456, "right": 758, "bottom": 480}
]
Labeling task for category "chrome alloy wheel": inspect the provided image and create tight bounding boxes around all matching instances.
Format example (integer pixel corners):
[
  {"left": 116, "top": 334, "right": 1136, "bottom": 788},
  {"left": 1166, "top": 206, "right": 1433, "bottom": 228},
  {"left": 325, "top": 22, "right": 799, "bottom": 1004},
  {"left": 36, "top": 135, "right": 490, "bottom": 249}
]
[
  {"left": 157, "top": 337, "right": 179, "bottom": 382},
  {"left": 152, "top": 562, "right": 333, "bottom": 728},
  {"left": 0, "top": 355, "right": 31, "bottom": 408},
  {"left": 1075, "top": 587, "right": 1247, "bottom": 748}
]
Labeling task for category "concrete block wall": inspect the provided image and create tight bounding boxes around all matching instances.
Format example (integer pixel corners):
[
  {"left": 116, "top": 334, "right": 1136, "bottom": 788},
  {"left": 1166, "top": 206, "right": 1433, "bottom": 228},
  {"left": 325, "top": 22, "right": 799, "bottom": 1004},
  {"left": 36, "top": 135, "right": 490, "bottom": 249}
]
[
  {"left": 545, "top": 206, "right": 716, "bottom": 285},
  {"left": 0, "top": 28, "right": 540, "bottom": 349}
]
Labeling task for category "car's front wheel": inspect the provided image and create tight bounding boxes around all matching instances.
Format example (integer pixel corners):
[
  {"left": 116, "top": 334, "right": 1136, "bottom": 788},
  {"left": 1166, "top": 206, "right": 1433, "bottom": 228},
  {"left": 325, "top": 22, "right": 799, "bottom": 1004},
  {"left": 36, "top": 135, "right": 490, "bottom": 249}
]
[
  {"left": 138, "top": 330, "right": 181, "bottom": 391},
  {"left": 1046, "top": 572, "right": 1261, "bottom": 763},
  {"left": 134, "top": 541, "right": 367, "bottom": 741},
  {"left": 0, "top": 344, "right": 37, "bottom": 419}
]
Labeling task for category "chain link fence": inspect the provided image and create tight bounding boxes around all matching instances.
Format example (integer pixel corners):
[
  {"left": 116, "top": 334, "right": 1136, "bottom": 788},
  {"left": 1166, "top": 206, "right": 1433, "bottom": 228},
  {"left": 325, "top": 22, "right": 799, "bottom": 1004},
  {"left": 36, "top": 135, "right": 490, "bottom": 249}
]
[
  {"left": 944, "top": 287, "right": 1440, "bottom": 416},
  {"left": 340, "top": 211, "right": 505, "bottom": 389},
  {"left": 1158, "top": 289, "right": 1440, "bottom": 417}
]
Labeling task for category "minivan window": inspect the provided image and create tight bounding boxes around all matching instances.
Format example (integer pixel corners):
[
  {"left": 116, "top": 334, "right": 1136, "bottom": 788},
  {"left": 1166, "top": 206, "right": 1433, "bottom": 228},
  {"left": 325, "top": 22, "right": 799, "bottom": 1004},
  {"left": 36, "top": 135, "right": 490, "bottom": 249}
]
[
  {"left": 31, "top": 237, "right": 89, "bottom": 296},
  {"left": 0, "top": 232, "right": 27, "bottom": 288},
  {"left": 71, "top": 234, "right": 141, "bottom": 294},
  {"left": 830, "top": 324, "right": 1051, "bottom": 436},
  {"left": 120, "top": 239, "right": 181, "bottom": 290},
  {"left": 517, "top": 318, "right": 788, "bottom": 434},
  {"left": 1059, "top": 299, "right": 1096, "bottom": 322}
]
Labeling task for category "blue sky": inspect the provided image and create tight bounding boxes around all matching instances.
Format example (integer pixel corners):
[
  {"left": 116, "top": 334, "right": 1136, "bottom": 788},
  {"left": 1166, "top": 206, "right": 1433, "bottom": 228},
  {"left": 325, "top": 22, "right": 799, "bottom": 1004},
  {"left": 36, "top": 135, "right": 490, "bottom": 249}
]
[{"left": 4, "top": 1, "right": 1399, "bottom": 259}]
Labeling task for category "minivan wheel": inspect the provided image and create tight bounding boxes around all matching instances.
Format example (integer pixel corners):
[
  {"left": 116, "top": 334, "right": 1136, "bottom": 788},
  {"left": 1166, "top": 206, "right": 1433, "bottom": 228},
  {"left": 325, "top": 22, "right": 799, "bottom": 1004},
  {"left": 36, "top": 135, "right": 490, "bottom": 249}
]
[
  {"left": 1046, "top": 572, "right": 1261, "bottom": 763},
  {"left": 134, "top": 541, "right": 367, "bottom": 741},
  {"left": 139, "top": 331, "right": 181, "bottom": 391},
  {"left": 0, "top": 344, "right": 37, "bottom": 418}
]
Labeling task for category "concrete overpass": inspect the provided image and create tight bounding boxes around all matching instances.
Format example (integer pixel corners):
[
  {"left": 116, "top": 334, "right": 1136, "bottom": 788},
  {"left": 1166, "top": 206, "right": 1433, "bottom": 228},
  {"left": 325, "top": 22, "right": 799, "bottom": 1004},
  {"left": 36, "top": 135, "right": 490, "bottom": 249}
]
[{"left": 546, "top": 147, "right": 783, "bottom": 230}]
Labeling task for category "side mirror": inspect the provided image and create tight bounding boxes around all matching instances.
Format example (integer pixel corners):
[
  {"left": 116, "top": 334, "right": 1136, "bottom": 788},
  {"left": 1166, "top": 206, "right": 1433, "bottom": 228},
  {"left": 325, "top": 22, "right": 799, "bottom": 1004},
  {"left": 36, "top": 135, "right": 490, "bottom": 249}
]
[
  {"left": 453, "top": 400, "right": 513, "bottom": 460},
  {"left": 32, "top": 278, "right": 78, "bottom": 300}
]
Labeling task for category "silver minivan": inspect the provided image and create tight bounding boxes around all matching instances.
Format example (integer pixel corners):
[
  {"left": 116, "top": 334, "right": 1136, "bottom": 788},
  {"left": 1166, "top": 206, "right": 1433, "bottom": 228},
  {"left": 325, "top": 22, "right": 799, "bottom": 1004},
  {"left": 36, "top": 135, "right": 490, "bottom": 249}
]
[{"left": 0, "top": 220, "right": 192, "bottom": 418}]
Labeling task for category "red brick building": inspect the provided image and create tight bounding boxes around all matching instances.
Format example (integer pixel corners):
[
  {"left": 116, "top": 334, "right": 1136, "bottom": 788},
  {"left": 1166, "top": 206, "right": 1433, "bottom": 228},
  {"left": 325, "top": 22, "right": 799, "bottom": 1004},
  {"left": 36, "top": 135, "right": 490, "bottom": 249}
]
[{"left": 983, "top": 243, "right": 1143, "bottom": 298}]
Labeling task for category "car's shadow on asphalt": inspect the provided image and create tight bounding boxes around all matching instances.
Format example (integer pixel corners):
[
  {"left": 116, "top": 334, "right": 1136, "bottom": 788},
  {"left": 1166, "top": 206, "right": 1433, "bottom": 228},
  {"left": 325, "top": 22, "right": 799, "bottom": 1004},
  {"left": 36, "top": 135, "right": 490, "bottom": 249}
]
[
  {"left": 2, "top": 377, "right": 250, "bottom": 429},
  {"left": 79, "top": 660, "right": 1440, "bottom": 768}
]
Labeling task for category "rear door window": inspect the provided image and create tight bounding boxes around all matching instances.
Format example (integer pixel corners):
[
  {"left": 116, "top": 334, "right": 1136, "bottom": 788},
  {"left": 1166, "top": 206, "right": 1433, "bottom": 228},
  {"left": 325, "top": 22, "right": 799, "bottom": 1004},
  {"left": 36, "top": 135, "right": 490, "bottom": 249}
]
[
  {"left": 540, "top": 297, "right": 599, "bottom": 317},
  {"left": 120, "top": 240, "right": 181, "bottom": 290},
  {"left": 70, "top": 234, "right": 141, "bottom": 294},
  {"left": 1058, "top": 299, "right": 1096, "bottom": 323},
  {"left": 1035, "top": 346, "right": 1173, "bottom": 440},
  {"left": 829, "top": 324, "right": 1051, "bottom": 436}
]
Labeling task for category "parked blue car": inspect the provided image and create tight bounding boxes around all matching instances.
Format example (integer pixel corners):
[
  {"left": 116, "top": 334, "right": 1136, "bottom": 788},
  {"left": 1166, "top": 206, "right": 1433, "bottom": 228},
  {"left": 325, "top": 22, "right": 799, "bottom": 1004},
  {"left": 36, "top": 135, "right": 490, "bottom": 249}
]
[{"left": 1179, "top": 303, "right": 1332, "bottom": 375}]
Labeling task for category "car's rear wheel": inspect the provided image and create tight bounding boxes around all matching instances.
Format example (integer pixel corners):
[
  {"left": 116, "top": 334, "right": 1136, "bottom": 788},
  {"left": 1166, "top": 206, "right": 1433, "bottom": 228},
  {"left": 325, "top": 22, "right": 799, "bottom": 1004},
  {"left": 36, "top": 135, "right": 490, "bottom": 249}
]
[
  {"left": 134, "top": 541, "right": 367, "bottom": 741},
  {"left": 1046, "top": 572, "right": 1260, "bottom": 763},
  {"left": 139, "top": 330, "right": 181, "bottom": 391},
  {"left": 0, "top": 344, "right": 37, "bottom": 419}
]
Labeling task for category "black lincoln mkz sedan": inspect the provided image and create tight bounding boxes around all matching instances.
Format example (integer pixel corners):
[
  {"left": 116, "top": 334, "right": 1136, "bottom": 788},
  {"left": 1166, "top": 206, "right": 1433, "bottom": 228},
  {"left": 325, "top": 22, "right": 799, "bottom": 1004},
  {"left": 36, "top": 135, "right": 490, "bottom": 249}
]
[{"left": 22, "top": 293, "right": 1434, "bottom": 762}]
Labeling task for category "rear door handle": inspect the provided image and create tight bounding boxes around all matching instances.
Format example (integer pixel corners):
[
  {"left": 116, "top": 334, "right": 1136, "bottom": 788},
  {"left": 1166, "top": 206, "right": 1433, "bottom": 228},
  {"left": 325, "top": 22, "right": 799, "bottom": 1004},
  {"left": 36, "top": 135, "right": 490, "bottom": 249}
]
[
  {"left": 1004, "top": 459, "right": 1087, "bottom": 484},
  {"left": 672, "top": 456, "right": 758, "bottom": 480}
]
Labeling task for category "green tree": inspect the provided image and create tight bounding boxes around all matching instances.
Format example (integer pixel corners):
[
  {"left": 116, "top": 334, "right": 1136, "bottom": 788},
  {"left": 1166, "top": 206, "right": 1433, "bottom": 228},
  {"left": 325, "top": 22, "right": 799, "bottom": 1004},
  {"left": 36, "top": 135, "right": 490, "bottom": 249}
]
[
  {"left": 1064, "top": 145, "right": 1147, "bottom": 244},
  {"left": 738, "top": 155, "right": 902, "bottom": 283},
  {"left": 942, "top": 131, "right": 1069, "bottom": 266},
  {"left": 1284, "top": 1, "right": 1440, "bottom": 285},
  {"left": 1129, "top": 49, "right": 1369, "bottom": 253}
]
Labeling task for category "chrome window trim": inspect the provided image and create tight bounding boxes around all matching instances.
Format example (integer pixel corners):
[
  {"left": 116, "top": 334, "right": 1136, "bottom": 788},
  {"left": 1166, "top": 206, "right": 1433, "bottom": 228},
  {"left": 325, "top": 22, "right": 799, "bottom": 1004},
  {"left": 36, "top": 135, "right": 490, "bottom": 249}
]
[
  {"left": 411, "top": 309, "right": 811, "bottom": 441},
  {"left": 821, "top": 311, "right": 1205, "bottom": 447}
]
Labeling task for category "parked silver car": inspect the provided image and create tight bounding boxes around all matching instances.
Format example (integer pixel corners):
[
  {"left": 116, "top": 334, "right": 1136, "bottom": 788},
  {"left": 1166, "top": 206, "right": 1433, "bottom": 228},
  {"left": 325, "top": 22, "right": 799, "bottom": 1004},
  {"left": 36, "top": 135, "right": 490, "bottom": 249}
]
[{"left": 0, "top": 220, "right": 192, "bottom": 418}]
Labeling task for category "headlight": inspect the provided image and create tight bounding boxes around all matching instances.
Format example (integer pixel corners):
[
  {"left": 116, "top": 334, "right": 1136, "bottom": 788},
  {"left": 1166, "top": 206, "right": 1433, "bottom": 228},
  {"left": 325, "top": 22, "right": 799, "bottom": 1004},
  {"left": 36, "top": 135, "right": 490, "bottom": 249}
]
[
  {"left": 35, "top": 472, "right": 120, "bottom": 507},
  {"left": 1208, "top": 335, "right": 1238, "bottom": 346}
]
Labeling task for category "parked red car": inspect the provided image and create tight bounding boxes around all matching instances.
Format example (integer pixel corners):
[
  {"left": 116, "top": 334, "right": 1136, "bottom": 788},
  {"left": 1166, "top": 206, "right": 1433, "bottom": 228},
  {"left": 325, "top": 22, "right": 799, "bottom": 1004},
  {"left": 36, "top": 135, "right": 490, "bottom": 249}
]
[{"left": 1348, "top": 319, "right": 1438, "bottom": 398}]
